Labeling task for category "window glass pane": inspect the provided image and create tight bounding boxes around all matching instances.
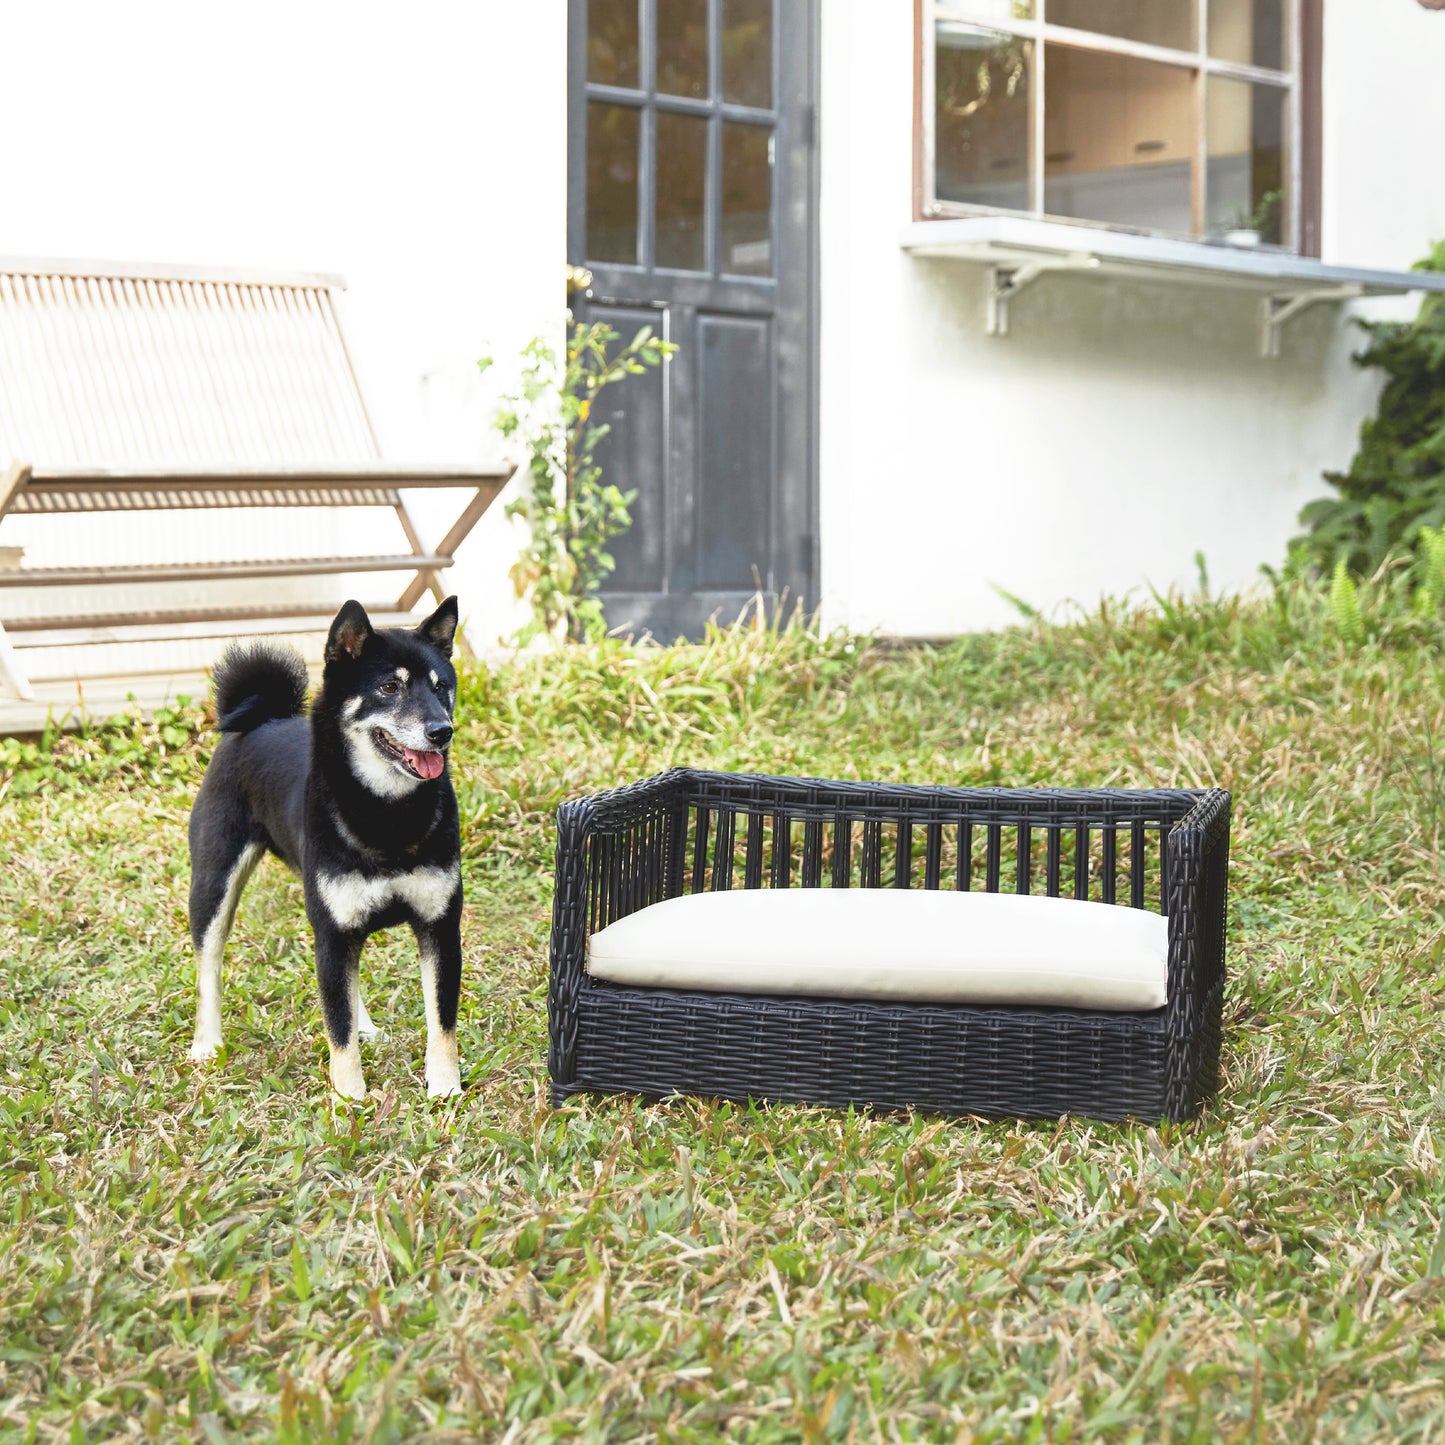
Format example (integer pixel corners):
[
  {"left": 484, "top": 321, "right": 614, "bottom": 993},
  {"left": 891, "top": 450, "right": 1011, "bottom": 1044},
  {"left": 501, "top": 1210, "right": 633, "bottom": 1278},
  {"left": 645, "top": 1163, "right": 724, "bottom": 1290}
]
[
  {"left": 934, "top": 24, "right": 1033, "bottom": 211},
  {"left": 1043, "top": 47, "right": 1192, "bottom": 234},
  {"left": 658, "top": 0, "right": 708, "bottom": 99},
  {"left": 588, "top": 0, "right": 640, "bottom": 88},
  {"left": 1208, "top": 0, "right": 1286, "bottom": 71},
  {"left": 1206, "top": 76, "right": 1288, "bottom": 245},
  {"left": 587, "top": 101, "right": 640, "bottom": 264},
  {"left": 656, "top": 112, "right": 709, "bottom": 270},
  {"left": 721, "top": 122, "right": 772, "bottom": 275},
  {"left": 722, "top": 0, "right": 772, "bottom": 108},
  {"left": 946, "top": 0, "right": 1035, "bottom": 19},
  {"left": 1048, "top": 0, "right": 1195, "bottom": 53}
]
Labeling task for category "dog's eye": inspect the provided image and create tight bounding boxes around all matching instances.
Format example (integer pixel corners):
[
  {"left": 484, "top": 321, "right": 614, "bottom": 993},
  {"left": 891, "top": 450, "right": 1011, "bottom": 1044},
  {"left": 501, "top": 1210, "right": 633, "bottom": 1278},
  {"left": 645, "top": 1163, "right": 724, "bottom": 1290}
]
[
  {"left": 433, "top": 678, "right": 446, "bottom": 694},
  {"left": 379, "top": 680, "right": 401, "bottom": 696}
]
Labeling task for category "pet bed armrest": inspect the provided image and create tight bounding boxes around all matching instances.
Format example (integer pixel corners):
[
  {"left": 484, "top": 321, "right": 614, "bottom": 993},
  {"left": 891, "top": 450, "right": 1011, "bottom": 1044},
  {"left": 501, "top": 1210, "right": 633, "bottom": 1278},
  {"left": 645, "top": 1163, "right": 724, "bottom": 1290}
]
[
  {"left": 1162, "top": 788, "right": 1232, "bottom": 1116},
  {"left": 547, "top": 769, "right": 694, "bottom": 1089}
]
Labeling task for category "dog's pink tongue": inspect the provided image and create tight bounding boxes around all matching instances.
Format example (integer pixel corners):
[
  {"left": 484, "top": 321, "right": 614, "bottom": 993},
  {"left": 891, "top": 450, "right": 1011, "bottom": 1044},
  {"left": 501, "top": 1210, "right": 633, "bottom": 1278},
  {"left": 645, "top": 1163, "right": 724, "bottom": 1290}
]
[{"left": 404, "top": 748, "right": 445, "bottom": 780}]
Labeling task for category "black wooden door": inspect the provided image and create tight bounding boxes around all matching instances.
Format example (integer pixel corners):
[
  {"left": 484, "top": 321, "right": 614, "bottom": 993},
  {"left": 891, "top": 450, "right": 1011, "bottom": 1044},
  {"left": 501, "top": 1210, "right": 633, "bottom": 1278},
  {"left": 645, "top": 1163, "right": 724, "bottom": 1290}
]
[{"left": 567, "top": 0, "right": 817, "bottom": 640}]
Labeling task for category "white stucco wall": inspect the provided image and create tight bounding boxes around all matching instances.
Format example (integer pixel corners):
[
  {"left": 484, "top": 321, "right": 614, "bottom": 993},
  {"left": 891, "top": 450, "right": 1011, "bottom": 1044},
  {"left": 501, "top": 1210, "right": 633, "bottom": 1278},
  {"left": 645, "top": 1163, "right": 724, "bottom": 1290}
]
[
  {"left": 0, "top": 0, "right": 566, "bottom": 654},
  {"left": 818, "top": 3, "right": 1445, "bottom": 636},
  {"left": 5, "top": 3, "right": 1440, "bottom": 661}
]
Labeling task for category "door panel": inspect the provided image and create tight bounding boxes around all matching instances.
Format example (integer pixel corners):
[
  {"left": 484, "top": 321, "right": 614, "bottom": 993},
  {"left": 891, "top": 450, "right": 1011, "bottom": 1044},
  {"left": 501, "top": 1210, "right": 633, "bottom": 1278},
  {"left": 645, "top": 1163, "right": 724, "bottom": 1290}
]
[
  {"left": 696, "top": 314, "right": 771, "bottom": 590},
  {"left": 568, "top": 0, "right": 816, "bottom": 640},
  {"left": 588, "top": 304, "right": 669, "bottom": 593}
]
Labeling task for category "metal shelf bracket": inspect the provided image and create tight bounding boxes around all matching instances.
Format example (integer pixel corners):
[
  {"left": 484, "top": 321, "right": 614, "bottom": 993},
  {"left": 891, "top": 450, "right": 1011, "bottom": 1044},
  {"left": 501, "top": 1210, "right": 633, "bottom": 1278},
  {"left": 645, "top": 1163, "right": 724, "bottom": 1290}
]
[
  {"left": 986, "top": 255, "right": 1102, "bottom": 336},
  {"left": 987, "top": 264, "right": 1042, "bottom": 336},
  {"left": 1261, "top": 284, "right": 1365, "bottom": 359}
]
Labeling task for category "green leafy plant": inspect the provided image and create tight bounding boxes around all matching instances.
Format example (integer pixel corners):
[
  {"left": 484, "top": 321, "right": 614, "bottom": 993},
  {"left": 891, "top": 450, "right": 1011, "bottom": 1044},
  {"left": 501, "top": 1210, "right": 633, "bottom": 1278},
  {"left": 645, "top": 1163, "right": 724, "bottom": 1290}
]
[
  {"left": 1329, "top": 556, "right": 1367, "bottom": 646},
  {"left": 1227, "top": 188, "right": 1282, "bottom": 242},
  {"left": 1294, "top": 241, "right": 1445, "bottom": 577},
  {"left": 1413, "top": 522, "right": 1445, "bottom": 614},
  {"left": 482, "top": 321, "right": 674, "bottom": 643}
]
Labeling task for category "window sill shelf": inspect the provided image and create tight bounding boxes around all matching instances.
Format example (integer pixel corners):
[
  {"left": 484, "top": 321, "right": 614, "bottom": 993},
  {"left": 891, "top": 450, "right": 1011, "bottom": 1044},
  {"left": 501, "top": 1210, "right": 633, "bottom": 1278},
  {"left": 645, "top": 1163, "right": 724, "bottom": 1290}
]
[{"left": 900, "top": 216, "right": 1445, "bottom": 357}]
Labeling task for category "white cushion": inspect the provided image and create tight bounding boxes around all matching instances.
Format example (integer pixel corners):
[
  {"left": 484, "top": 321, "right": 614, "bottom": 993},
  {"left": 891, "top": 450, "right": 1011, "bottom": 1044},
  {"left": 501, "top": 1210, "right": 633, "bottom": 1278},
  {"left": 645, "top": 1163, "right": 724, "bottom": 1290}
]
[{"left": 586, "top": 888, "right": 1168, "bottom": 1010}]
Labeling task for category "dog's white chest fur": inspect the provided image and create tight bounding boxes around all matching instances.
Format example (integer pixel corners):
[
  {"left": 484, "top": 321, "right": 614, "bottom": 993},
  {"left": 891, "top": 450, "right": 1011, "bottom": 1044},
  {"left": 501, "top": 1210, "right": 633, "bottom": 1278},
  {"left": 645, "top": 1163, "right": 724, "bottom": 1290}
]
[{"left": 316, "top": 864, "right": 459, "bottom": 931}]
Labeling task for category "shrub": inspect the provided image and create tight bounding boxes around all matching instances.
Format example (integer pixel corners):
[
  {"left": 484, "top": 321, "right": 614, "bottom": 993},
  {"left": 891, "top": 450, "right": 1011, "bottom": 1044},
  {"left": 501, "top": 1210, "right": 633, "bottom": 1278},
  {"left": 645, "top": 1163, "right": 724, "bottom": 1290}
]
[{"left": 1294, "top": 241, "right": 1445, "bottom": 576}]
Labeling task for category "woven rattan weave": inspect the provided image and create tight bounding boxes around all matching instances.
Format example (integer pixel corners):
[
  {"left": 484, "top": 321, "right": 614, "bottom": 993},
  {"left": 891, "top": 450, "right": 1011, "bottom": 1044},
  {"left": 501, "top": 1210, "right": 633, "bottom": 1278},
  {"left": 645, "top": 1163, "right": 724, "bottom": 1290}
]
[{"left": 548, "top": 770, "right": 1231, "bottom": 1122}]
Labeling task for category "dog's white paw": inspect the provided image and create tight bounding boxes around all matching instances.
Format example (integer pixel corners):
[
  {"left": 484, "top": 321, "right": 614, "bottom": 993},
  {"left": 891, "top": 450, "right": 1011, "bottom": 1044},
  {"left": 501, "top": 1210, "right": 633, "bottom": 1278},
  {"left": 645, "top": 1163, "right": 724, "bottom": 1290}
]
[
  {"left": 357, "top": 1022, "right": 387, "bottom": 1044},
  {"left": 329, "top": 1046, "right": 367, "bottom": 1100},
  {"left": 425, "top": 1032, "right": 461, "bottom": 1098},
  {"left": 188, "top": 1036, "right": 220, "bottom": 1062}
]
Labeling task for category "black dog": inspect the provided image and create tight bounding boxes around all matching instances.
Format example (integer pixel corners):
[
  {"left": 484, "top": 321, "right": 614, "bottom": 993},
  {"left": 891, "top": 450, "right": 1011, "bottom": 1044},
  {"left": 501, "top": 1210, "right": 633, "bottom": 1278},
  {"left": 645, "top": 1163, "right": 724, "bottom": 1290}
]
[{"left": 187, "top": 598, "right": 464, "bottom": 1097}]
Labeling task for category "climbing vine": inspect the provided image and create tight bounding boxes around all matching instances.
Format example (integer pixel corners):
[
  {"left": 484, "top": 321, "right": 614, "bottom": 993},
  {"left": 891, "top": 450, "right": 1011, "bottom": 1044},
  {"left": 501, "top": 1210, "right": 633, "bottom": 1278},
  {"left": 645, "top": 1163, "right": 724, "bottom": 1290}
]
[{"left": 482, "top": 321, "right": 674, "bottom": 642}]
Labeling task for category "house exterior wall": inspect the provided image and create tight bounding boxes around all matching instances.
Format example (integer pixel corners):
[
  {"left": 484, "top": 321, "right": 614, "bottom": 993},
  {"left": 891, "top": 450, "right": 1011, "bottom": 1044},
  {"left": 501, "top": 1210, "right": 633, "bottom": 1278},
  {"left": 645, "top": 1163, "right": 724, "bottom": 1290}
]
[
  {"left": 0, "top": 1, "right": 566, "bottom": 658},
  {"left": 817, "top": 2, "right": 1445, "bottom": 636}
]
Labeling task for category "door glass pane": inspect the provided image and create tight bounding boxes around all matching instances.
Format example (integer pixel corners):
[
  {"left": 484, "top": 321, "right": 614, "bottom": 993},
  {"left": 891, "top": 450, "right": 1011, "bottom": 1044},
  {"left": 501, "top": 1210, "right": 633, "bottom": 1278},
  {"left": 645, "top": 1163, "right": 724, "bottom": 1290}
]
[
  {"left": 588, "top": 0, "right": 640, "bottom": 88},
  {"left": 656, "top": 111, "right": 708, "bottom": 270},
  {"left": 721, "top": 121, "right": 771, "bottom": 274},
  {"left": 1206, "top": 76, "right": 1288, "bottom": 245},
  {"left": 722, "top": 0, "right": 772, "bottom": 108},
  {"left": 658, "top": 0, "right": 708, "bottom": 99},
  {"left": 587, "top": 101, "right": 641, "bottom": 264},
  {"left": 1208, "top": 0, "right": 1286, "bottom": 71},
  {"left": 934, "top": 24, "right": 1033, "bottom": 211},
  {"left": 1043, "top": 47, "right": 1192, "bottom": 235},
  {"left": 1048, "top": 0, "right": 1195, "bottom": 53}
]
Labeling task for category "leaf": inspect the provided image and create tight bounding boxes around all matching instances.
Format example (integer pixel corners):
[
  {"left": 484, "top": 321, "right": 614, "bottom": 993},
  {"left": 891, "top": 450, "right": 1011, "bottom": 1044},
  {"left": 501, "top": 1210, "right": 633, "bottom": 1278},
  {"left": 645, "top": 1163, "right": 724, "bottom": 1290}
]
[
  {"left": 990, "top": 582, "right": 1040, "bottom": 621},
  {"left": 289, "top": 1239, "right": 311, "bottom": 1302},
  {"left": 1330, "top": 558, "right": 1367, "bottom": 646},
  {"left": 1428, "top": 1217, "right": 1445, "bottom": 1277}
]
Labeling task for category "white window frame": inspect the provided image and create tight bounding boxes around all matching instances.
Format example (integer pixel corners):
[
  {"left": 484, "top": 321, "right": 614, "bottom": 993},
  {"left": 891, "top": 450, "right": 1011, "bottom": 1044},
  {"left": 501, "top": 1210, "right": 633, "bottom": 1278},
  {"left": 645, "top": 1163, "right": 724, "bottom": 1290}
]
[{"left": 921, "top": 0, "right": 1303, "bottom": 251}]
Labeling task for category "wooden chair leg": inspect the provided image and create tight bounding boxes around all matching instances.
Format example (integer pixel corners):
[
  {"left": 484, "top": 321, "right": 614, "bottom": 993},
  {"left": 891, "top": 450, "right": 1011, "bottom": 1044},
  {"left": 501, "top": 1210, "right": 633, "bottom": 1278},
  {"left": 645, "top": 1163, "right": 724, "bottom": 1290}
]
[
  {"left": 393, "top": 501, "right": 448, "bottom": 611},
  {"left": 393, "top": 471, "right": 513, "bottom": 659},
  {"left": 394, "top": 479, "right": 508, "bottom": 613},
  {"left": 0, "top": 620, "right": 35, "bottom": 701},
  {"left": 0, "top": 464, "right": 35, "bottom": 700}
]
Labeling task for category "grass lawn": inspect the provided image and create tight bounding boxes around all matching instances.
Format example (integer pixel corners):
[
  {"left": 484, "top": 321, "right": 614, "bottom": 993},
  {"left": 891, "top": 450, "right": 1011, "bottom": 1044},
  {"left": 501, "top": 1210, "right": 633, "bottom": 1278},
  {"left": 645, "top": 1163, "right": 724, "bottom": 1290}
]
[{"left": 2, "top": 586, "right": 1444, "bottom": 1442}]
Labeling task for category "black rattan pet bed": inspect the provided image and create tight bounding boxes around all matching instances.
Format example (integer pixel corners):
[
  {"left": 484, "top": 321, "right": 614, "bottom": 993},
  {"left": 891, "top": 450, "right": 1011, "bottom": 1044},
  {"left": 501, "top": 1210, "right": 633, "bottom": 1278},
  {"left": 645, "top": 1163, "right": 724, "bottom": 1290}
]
[{"left": 547, "top": 769, "right": 1231, "bottom": 1123}]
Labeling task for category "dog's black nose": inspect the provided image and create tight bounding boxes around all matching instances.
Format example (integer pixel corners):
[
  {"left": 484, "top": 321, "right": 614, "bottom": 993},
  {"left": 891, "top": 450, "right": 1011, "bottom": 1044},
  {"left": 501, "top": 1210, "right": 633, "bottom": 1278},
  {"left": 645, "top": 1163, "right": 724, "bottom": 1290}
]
[{"left": 427, "top": 724, "right": 454, "bottom": 748}]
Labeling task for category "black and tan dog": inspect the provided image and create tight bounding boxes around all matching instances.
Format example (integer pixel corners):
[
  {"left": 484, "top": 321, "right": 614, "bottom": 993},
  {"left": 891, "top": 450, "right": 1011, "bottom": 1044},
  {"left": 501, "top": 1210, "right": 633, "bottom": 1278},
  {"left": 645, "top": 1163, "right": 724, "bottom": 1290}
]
[{"left": 187, "top": 598, "right": 464, "bottom": 1098}]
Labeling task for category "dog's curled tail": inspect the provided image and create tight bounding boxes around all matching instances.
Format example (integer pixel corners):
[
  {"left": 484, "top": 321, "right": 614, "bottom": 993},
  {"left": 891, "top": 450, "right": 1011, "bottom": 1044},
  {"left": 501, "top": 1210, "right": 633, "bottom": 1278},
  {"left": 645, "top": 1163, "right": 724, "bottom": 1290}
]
[{"left": 211, "top": 641, "right": 310, "bottom": 733}]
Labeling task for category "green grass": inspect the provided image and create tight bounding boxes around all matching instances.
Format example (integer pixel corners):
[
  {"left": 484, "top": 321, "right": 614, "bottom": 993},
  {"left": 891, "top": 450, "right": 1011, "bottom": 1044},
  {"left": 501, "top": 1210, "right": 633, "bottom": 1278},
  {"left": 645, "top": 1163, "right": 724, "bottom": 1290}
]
[{"left": 2, "top": 584, "right": 1444, "bottom": 1442}]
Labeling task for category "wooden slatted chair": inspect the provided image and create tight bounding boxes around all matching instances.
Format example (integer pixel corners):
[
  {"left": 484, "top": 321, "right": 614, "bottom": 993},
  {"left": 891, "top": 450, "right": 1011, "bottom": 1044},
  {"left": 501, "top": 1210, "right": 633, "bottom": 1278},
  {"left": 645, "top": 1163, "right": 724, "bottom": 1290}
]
[{"left": 0, "top": 260, "right": 515, "bottom": 709}]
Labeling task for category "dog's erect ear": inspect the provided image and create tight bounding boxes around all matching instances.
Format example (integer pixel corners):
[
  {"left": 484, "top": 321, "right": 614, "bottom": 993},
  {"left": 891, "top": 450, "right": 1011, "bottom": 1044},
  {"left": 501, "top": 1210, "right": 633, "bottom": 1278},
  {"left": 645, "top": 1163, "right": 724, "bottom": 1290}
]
[
  {"left": 415, "top": 596, "right": 459, "bottom": 659},
  {"left": 326, "top": 600, "right": 374, "bottom": 664}
]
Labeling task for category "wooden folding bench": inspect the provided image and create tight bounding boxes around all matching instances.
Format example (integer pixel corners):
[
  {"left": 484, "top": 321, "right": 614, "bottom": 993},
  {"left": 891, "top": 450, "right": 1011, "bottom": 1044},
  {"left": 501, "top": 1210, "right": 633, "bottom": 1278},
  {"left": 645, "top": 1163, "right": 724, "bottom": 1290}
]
[
  {"left": 0, "top": 259, "right": 516, "bottom": 711},
  {"left": 0, "top": 459, "right": 513, "bottom": 702}
]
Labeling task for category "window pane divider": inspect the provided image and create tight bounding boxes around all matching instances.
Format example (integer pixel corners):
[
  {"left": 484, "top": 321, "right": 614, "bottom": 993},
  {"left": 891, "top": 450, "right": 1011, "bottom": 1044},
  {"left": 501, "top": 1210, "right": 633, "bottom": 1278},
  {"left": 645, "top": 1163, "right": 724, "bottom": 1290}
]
[
  {"left": 651, "top": 96, "right": 776, "bottom": 123},
  {"left": 586, "top": 85, "right": 784, "bottom": 122},
  {"left": 707, "top": 0, "right": 721, "bottom": 276},
  {"left": 936, "top": 6, "right": 1290, "bottom": 84},
  {"left": 1191, "top": 0, "right": 1207, "bottom": 237},
  {"left": 585, "top": 84, "right": 648, "bottom": 106},
  {"left": 1030, "top": 18, "right": 1044, "bottom": 216}
]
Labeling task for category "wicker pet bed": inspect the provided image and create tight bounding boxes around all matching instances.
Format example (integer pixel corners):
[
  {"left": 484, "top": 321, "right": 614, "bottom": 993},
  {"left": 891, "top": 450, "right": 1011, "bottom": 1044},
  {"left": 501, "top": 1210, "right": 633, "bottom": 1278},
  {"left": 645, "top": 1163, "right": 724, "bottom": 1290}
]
[{"left": 547, "top": 770, "right": 1232, "bottom": 1123}]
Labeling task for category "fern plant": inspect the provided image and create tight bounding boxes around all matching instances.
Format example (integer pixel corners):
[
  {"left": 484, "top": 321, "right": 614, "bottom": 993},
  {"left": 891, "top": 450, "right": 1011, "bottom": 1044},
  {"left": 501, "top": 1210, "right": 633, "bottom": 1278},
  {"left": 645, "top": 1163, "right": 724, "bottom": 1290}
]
[
  {"left": 1414, "top": 524, "right": 1445, "bottom": 615},
  {"left": 1329, "top": 557, "right": 1367, "bottom": 646}
]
